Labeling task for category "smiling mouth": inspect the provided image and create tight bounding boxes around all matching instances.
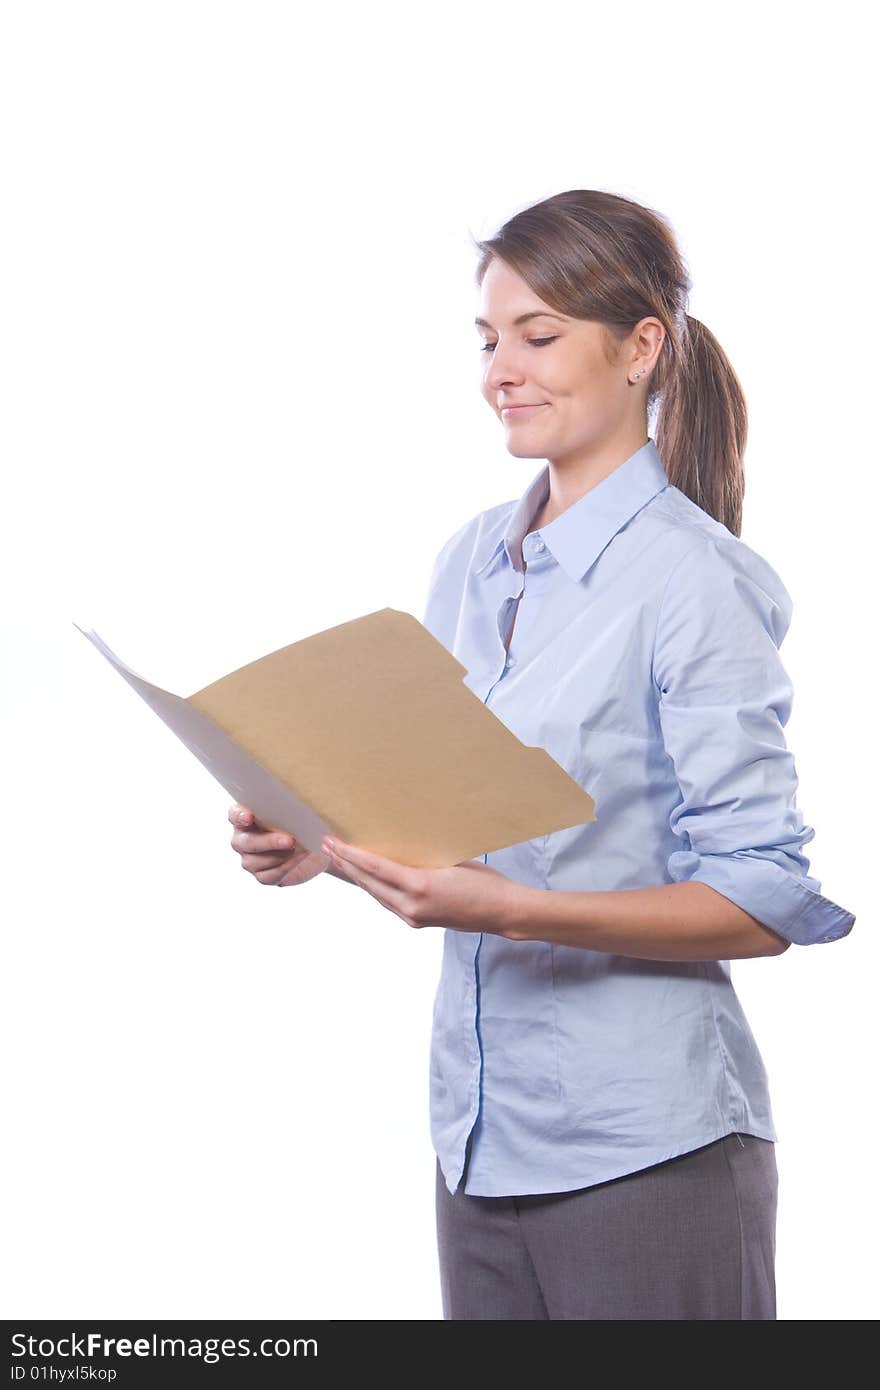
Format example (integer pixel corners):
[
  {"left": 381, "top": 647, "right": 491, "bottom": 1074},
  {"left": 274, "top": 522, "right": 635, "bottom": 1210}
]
[{"left": 501, "top": 404, "right": 548, "bottom": 416}]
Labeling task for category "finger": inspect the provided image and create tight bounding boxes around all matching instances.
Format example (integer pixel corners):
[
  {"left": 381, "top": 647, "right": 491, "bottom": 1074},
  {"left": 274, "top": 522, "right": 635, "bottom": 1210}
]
[
  {"left": 228, "top": 804, "right": 277, "bottom": 835},
  {"left": 240, "top": 852, "right": 294, "bottom": 874},
  {"left": 323, "top": 839, "right": 411, "bottom": 890},
  {"left": 233, "top": 829, "right": 296, "bottom": 854},
  {"left": 325, "top": 848, "right": 415, "bottom": 916},
  {"left": 245, "top": 858, "right": 289, "bottom": 884},
  {"left": 324, "top": 848, "right": 374, "bottom": 891}
]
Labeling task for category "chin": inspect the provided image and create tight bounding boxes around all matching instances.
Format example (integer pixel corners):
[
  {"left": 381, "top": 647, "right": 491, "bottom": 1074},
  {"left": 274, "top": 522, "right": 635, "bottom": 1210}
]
[{"left": 504, "top": 441, "right": 546, "bottom": 459}]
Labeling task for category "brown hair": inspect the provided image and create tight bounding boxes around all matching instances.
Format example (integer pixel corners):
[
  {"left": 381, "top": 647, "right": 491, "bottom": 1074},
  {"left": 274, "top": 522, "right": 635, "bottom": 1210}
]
[{"left": 471, "top": 189, "right": 748, "bottom": 537}]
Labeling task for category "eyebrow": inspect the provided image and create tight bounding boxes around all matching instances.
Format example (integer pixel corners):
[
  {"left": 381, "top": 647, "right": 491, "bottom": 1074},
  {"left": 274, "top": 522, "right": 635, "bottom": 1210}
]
[{"left": 474, "top": 311, "right": 568, "bottom": 329}]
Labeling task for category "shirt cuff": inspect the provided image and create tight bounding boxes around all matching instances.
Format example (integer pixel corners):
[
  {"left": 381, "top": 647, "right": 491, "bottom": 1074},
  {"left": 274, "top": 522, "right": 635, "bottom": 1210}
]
[{"left": 667, "top": 849, "right": 856, "bottom": 946}]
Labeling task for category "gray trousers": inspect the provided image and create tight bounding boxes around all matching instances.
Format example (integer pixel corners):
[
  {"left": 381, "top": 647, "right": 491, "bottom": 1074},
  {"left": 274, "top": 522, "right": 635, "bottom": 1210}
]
[{"left": 435, "top": 1132, "right": 778, "bottom": 1319}]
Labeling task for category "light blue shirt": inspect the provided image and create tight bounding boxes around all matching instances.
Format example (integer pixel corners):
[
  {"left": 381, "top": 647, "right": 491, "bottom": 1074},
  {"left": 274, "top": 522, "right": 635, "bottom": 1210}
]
[{"left": 422, "top": 437, "right": 856, "bottom": 1198}]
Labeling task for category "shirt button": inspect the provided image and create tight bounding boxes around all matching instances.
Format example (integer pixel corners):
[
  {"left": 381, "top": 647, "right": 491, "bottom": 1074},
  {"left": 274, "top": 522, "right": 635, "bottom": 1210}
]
[
  {"left": 535, "top": 538, "right": 545, "bottom": 551},
  {"left": 506, "top": 655, "right": 516, "bottom": 669}
]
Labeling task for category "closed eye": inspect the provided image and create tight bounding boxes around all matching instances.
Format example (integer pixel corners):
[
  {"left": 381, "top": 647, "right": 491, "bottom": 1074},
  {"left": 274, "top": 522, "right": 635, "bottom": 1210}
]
[{"left": 480, "top": 336, "right": 558, "bottom": 352}]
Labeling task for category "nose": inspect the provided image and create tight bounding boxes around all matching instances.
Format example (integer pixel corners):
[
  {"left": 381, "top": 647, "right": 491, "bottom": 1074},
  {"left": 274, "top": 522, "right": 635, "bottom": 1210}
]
[{"left": 483, "top": 340, "right": 528, "bottom": 394}]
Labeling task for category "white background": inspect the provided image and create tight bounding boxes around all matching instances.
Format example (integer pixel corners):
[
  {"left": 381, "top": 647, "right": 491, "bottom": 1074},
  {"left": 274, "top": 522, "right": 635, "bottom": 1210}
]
[{"left": 1, "top": 0, "right": 874, "bottom": 1321}]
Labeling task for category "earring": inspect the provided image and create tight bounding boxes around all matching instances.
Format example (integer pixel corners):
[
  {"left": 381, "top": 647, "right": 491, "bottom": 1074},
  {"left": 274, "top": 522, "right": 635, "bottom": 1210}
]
[{"left": 628, "top": 368, "right": 646, "bottom": 384}]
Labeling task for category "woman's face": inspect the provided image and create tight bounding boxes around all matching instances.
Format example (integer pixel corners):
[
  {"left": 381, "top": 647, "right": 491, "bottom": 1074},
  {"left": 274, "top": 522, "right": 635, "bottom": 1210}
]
[{"left": 476, "top": 257, "right": 652, "bottom": 465}]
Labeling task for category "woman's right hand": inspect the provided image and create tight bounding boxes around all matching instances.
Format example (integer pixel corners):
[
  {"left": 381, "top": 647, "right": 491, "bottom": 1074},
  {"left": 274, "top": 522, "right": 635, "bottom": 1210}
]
[{"left": 228, "top": 803, "right": 329, "bottom": 887}]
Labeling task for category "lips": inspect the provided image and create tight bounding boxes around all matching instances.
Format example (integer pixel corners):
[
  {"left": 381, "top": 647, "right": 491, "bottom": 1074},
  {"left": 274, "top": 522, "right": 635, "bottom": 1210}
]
[{"left": 501, "top": 403, "right": 548, "bottom": 418}]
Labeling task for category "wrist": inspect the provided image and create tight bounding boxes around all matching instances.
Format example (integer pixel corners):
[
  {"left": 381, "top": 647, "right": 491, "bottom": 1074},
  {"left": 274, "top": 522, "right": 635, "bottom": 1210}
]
[{"left": 499, "top": 882, "right": 547, "bottom": 942}]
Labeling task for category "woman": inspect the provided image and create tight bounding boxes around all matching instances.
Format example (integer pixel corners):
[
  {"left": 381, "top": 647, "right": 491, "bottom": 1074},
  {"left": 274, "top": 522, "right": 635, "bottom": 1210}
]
[{"left": 228, "top": 189, "right": 856, "bottom": 1320}]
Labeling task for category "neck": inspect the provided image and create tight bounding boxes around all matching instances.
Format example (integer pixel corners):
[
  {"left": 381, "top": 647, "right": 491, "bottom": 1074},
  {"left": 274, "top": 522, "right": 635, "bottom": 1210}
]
[{"left": 536, "top": 427, "right": 650, "bottom": 529}]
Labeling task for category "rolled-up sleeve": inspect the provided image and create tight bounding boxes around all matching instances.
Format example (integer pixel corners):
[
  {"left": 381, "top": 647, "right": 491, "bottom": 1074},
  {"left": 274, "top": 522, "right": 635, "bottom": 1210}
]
[{"left": 652, "top": 536, "right": 855, "bottom": 947}]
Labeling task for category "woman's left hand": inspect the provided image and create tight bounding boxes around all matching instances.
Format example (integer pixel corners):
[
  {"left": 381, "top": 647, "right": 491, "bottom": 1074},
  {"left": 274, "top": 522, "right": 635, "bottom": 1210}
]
[{"left": 319, "top": 835, "right": 528, "bottom": 936}]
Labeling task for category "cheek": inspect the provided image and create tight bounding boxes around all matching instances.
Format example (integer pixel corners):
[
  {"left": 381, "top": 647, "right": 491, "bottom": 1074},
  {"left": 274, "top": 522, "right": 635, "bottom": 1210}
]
[
  {"left": 566, "top": 366, "right": 618, "bottom": 412},
  {"left": 544, "top": 361, "right": 595, "bottom": 400}
]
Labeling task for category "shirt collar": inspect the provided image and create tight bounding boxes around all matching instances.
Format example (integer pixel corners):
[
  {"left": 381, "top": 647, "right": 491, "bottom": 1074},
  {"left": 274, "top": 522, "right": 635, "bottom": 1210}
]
[{"left": 473, "top": 437, "right": 670, "bottom": 584}]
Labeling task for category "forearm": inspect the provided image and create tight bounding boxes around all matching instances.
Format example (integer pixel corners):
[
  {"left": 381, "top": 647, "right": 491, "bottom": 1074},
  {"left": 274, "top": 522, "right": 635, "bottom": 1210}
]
[{"left": 502, "top": 880, "right": 790, "bottom": 961}]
